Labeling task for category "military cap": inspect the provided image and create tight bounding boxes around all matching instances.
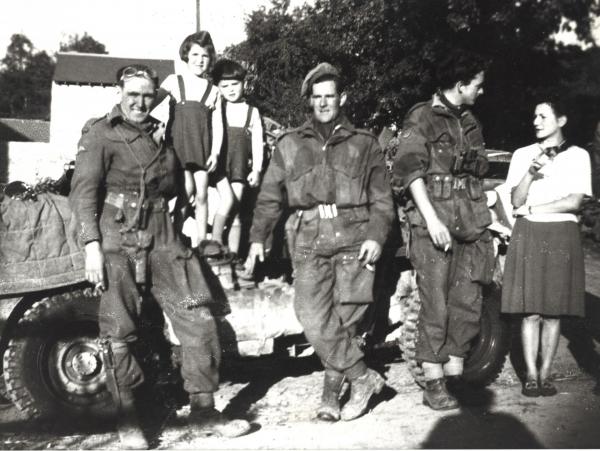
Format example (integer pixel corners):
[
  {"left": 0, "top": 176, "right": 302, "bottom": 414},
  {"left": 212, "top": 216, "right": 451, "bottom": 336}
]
[{"left": 300, "top": 62, "right": 340, "bottom": 97}]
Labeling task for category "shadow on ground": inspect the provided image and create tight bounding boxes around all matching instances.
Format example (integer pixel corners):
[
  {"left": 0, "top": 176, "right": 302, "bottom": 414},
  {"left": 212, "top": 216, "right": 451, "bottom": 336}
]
[{"left": 421, "top": 388, "right": 543, "bottom": 449}]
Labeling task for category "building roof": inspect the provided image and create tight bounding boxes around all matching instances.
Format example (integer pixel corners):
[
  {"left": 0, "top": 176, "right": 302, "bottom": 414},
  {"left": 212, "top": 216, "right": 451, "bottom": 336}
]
[
  {"left": 53, "top": 52, "right": 175, "bottom": 86},
  {"left": 0, "top": 118, "right": 50, "bottom": 142}
]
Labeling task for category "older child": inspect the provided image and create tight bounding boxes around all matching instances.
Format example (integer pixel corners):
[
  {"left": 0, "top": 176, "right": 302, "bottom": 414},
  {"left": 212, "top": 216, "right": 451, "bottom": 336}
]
[
  {"left": 156, "top": 31, "right": 229, "bottom": 256},
  {"left": 211, "top": 58, "right": 264, "bottom": 263}
]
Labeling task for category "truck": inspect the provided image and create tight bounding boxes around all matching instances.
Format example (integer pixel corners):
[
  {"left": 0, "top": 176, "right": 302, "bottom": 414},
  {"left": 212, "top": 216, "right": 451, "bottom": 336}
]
[{"left": 0, "top": 143, "right": 513, "bottom": 424}]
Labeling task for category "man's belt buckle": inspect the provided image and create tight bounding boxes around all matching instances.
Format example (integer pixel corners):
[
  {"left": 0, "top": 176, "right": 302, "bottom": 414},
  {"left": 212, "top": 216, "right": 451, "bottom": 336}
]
[
  {"left": 453, "top": 177, "right": 467, "bottom": 190},
  {"left": 318, "top": 203, "right": 338, "bottom": 219}
]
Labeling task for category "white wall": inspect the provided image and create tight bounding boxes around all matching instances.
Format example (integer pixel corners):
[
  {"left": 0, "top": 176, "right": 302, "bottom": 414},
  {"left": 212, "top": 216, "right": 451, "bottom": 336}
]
[
  {"left": 0, "top": 141, "right": 63, "bottom": 184},
  {"left": 49, "top": 83, "right": 120, "bottom": 163}
]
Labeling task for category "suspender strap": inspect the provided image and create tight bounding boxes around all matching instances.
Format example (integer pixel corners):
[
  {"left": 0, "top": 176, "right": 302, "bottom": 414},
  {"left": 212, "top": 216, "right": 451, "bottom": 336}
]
[
  {"left": 199, "top": 81, "right": 213, "bottom": 105},
  {"left": 244, "top": 105, "right": 254, "bottom": 130},
  {"left": 177, "top": 75, "right": 186, "bottom": 102}
]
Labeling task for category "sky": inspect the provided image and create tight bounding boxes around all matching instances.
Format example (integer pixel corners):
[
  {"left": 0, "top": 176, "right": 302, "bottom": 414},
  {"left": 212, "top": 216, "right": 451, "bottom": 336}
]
[
  {"left": 0, "top": 0, "right": 310, "bottom": 61},
  {"left": 0, "top": 1, "right": 597, "bottom": 62}
]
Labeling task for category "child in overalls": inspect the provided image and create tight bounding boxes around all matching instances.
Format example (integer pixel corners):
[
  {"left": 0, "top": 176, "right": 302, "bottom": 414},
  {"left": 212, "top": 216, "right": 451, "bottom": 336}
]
[
  {"left": 156, "top": 31, "right": 230, "bottom": 256},
  {"left": 211, "top": 59, "right": 264, "bottom": 266}
]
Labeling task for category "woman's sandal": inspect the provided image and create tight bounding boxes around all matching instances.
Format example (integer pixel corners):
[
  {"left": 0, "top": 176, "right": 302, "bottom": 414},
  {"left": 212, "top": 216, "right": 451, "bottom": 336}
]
[
  {"left": 539, "top": 378, "right": 558, "bottom": 397},
  {"left": 521, "top": 379, "right": 541, "bottom": 397}
]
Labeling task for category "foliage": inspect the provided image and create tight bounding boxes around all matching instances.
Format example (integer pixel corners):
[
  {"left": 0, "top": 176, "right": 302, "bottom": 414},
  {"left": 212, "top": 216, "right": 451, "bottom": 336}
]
[
  {"left": 227, "top": 0, "right": 600, "bottom": 149},
  {"left": 0, "top": 32, "right": 107, "bottom": 119},
  {"left": 59, "top": 33, "right": 108, "bottom": 54},
  {"left": 0, "top": 34, "right": 54, "bottom": 119}
]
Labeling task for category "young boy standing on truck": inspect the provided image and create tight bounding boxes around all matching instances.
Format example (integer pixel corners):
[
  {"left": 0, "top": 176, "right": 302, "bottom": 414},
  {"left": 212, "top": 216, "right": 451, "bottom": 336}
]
[{"left": 211, "top": 58, "right": 264, "bottom": 267}]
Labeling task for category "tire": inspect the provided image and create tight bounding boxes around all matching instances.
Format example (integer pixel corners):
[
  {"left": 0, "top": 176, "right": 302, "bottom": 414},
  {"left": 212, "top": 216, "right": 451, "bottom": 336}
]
[
  {"left": 398, "top": 274, "right": 510, "bottom": 388},
  {"left": 462, "top": 284, "right": 510, "bottom": 386},
  {"left": 2, "top": 288, "right": 113, "bottom": 421}
]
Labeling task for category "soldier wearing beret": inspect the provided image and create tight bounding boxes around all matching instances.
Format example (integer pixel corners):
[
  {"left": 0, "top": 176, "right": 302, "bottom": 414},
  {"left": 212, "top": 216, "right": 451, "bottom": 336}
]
[
  {"left": 391, "top": 50, "right": 494, "bottom": 410},
  {"left": 70, "top": 64, "right": 249, "bottom": 448},
  {"left": 245, "top": 63, "right": 394, "bottom": 421}
]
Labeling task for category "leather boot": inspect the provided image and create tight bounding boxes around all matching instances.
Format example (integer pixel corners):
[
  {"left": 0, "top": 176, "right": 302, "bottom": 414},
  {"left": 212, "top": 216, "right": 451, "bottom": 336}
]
[
  {"left": 316, "top": 371, "right": 345, "bottom": 421},
  {"left": 340, "top": 368, "right": 385, "bottom": 421},
  {"left": 188, "top": 393, "right": 251, "bottom": 438},
  {"left": 423, "top": 378, "right": 459, "bottom": 411},
  {"left": 116, "top": 392, "right": 148, "bottom": 450}
]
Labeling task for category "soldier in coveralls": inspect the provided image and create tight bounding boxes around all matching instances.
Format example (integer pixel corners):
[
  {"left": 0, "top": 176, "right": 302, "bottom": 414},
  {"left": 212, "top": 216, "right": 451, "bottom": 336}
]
[
  {"left": 392, "top": 50, "right": 495, "bottom": 410},
  {"left": 70, "top": 65, "right": 249, "bottom": 449},
  {"left": 245, "top": 63, "right": 394, "bottom": 422}
]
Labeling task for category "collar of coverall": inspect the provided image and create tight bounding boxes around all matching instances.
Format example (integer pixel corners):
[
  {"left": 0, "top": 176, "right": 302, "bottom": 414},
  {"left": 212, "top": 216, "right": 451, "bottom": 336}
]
[
  {"left": 107, "top": 105, "right": 160, "bottom": 135},
  {"left": 432, "top": 92, "right": 467, "bottom": 118},
  {"left": 297, "top": 114, "right": 355, "bottom": 140}
]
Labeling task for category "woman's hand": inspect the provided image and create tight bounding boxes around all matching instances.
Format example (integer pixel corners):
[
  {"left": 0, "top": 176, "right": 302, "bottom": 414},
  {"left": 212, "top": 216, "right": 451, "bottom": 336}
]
[
  {"left": 206, "top": 154, "right": 219, "bottom": 173},
  {"left": 84, "top": 241, "right": 105, "bottom": 294},
  {"left": 247, "top": 170, "right": 261, "bottom": 188}
]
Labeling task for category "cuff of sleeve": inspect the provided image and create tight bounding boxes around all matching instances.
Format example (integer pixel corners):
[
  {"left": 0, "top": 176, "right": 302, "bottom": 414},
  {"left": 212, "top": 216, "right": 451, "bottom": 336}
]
[
  {"left": 403, "top": 170, "right": 427, "bottom": 190},
  {"left": 366, "top": 218, "right": 390, "bottom": 246}
]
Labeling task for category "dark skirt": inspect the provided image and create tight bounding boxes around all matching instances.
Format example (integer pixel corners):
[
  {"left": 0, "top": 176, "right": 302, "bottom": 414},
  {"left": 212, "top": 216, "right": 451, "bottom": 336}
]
[
  {"left": 171, "top": 101, "right": 211, "bottom": 171},
  {"left": 501, "top": 218, "right": 585, "bottom": 317}
]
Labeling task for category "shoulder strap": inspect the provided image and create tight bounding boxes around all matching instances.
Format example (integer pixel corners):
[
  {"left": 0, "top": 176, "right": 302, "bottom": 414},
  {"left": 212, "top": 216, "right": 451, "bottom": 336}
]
[
  {"left": 177, "top": 75, "right": 186, "bottom": 102},
  {"left": 244, "top": 105, "right": 254, "bottom": 130},
  {"left": 200, "top": 81, "right": 213, "bottom": 105}
]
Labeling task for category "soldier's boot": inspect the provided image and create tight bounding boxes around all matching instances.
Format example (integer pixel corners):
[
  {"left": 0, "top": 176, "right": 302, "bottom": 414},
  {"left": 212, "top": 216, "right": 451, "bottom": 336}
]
[
  {"left": 316, "top": 371, "right": 345, "bottom": 422},
  {"left": 423, "top": 378, "right": 459, "bottom": 411},
  {"left": 115, "top": 391, "right": 148, "bottom": 450},
  {"left": 340, "top": 368, "right": 385, "bottom": 421},
  {"left": 188, "top": 393, "right": 251, "bottom": 438}
]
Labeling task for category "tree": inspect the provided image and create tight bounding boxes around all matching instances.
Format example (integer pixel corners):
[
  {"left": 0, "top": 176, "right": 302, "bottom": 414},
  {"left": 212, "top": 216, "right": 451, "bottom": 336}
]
[
  {"left": 59, "top": 33, "right": 108, "bottom": 54},
  {"left": 228, "top": 0, "right": 600, "bottom": 149},
  {"left": 0, "top": 34, "right": 54, "bottom": 119}
]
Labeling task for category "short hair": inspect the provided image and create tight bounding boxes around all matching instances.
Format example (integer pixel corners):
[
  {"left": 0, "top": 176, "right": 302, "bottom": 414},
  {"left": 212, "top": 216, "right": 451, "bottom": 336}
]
[
  {"left": 310, "top": 74, "right": 345, "bottom": 96},
  {"left": 535, "top": 97, "right": 568, "bottom": 119},
  {"left": 179, "top": 31, "right": 216, "bottom": 65},
  {"left": 212, "top": 58, "right": 247, "bottom": 83},
  {"left": 115, "top": 64, "right": 158, "bottom": 88},
  {"left": 436, "top": 49, "right": 489, "bottom": 91}
]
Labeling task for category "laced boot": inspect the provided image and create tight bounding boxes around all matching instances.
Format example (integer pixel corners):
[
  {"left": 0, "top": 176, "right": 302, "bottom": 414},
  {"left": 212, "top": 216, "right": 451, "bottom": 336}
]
[
  {"left": 340, "top": 368, "right": 385, "bottom": 421},
  {"left": 115, "top": 392, "right": 148, "bottom": 450},
  {"left": 188, "top": 393, "right": 251, "bottom": 438},
  {"left": 423, "top": 378, "right": 459, "bottom": 411},
  {"left": 316, "top": 371, "right": 345, "bottom": 421}
]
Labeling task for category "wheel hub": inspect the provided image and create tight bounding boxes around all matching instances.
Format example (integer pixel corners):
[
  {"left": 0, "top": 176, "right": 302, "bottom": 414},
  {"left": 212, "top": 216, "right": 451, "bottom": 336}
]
[{"left": 52, "top": 338, "right": 105, "bottom": 396}]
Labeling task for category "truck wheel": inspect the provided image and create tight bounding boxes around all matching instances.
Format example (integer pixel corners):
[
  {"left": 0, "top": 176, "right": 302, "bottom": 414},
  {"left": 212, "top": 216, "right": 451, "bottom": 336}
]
[
  {"left": 398, "top": 275, "right": 509, "bottom": 388},
  {"left": 462, "top": 285, "right": 510, "bottom": 386},
  {"left": 2, "top": 289, "right": 113, "bottom": 421}
]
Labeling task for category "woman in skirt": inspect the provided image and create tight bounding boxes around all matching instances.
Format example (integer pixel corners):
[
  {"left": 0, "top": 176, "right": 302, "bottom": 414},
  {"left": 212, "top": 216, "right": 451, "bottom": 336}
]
[{"left": 501, "top": 98, "right": 592, "bottom": 397}]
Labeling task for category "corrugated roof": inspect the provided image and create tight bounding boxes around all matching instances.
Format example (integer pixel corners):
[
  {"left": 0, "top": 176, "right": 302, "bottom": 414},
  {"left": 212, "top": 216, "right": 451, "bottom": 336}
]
[
  {"left": 53, "top": 52, "right": 175, "bottom": 86},
  {"left": 0, "top": 119, "right": 50, "bottom": 142}
]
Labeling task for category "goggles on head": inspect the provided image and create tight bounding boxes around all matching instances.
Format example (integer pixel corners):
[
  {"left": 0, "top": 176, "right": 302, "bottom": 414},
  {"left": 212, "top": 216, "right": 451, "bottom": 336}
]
[{"left": 119, "top": 66, "right": 157, "bottom": 82}]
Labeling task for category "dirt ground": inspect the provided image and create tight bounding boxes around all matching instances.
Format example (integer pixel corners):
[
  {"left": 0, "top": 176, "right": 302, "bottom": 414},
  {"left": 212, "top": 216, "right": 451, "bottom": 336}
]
[{"left": 1, "top": 235, "right": 600, "bottom": 449}]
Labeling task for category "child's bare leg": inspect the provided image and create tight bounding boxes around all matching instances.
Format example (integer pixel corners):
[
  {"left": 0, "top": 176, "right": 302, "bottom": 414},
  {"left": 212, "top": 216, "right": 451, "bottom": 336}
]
[
  {"left": 184, "top": 170, "right": 196, "bottom": 203},
  {"left": 212, "top": 177, "right": 235, "bottom": 245},
  {"left": 229, "top": 182, "right": 246, "bottom": 255},
  {"left": 193, "top": 170, "right": 210, "bottom": 241}
]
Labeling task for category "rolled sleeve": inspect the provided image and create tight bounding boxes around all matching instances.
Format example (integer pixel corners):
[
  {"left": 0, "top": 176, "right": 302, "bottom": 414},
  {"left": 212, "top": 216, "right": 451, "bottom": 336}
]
[
  {"left": 249, "top": 146, "right": 286, "bottom": 244},
  {"left": 365, "top": 141, "right": 394, "bottom": 245},
  {"left": 69, "top": 128, "right": 107, "bottom": 244}
]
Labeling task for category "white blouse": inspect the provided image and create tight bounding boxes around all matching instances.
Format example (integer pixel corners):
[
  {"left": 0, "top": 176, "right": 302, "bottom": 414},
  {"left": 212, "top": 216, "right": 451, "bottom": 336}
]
[{"left": 505, "top": 143, "right": 592, "bottom": 223}]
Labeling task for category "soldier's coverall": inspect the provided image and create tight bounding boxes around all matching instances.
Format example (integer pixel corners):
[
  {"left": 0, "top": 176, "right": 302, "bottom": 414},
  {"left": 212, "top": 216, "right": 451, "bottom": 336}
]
[
  {"left": 392, "top": 95, "right": 495, "bottom": 364},
  {"left": 249, "top": 117, "right": 394, "bottom": 376},
  {"left": 70, "top": 106, "right": 220, "bottom": 394}
]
